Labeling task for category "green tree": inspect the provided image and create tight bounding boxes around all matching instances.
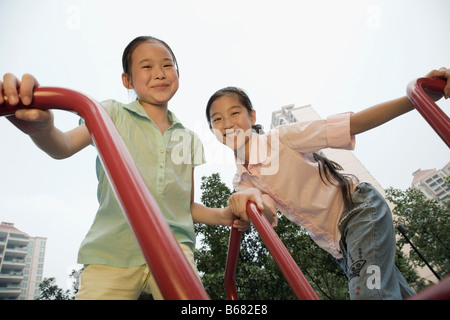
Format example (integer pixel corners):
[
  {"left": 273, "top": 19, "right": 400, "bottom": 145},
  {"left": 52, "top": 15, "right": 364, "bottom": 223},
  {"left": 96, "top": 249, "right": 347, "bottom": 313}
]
[
  {"left": 386, "top": 186, "right": 450, "bottom": 287},
  {"left": 38, "top": 269, "right": 81, "bottom": 300},
  {"left": 195, "top": 173, "right": 350, "bottom": 300},
  {"left": 38, "top": 277, "right": 74, "bottom": 300}
]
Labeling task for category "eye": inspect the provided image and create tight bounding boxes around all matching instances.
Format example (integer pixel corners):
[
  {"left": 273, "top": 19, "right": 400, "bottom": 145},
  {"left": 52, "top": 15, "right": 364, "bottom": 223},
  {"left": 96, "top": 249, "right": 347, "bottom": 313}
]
[
  {"left": 212, "top": 117, "right": 222, "bottom": 123},
  {"left": 142, "top": 65, "right": 152, "bottom": 69}
]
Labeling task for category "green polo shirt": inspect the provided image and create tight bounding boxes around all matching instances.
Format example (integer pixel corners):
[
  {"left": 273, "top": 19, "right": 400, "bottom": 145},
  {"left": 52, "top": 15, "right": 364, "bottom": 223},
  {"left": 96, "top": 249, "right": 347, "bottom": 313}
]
[{"left": 77, "top": 99, "right": 205, "bottom": 267}]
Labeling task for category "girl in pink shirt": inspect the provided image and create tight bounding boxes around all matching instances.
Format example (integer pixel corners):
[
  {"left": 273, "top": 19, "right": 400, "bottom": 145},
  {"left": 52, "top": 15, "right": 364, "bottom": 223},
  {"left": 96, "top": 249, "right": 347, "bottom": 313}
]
[{"left": 205, "top": 68, "right": 449, "bottom": 300}]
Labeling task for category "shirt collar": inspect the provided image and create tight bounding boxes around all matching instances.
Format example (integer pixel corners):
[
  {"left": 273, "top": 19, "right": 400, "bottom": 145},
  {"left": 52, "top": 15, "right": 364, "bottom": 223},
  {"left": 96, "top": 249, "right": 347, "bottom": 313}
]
[{"left": 124, "top": 100, "right": 184, "bottom": 129}]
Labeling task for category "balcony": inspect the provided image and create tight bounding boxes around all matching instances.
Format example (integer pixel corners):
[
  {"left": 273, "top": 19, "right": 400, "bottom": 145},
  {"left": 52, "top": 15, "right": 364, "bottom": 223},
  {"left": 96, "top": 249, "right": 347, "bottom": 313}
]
[
  {"left": 0, "top": 285, "right": 22, "bottom": 300},
  {"left": 2, "top": 258, "right": 26, "bottom": 268},
  {"left": 0, "top": 272, "right": 24, "bottom": 284},
  {"left": 7, "top": 235, "right": 29, "bottom": 248},
  {"left": 3, "top": 246, "right": 27, "bottom": 260}
]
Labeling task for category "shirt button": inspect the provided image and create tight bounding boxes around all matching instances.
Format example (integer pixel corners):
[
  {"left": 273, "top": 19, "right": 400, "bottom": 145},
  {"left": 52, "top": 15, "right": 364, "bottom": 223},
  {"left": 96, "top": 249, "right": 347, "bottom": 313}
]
[
  {"left": 160, "top": 149, "right": 164, "bottom": 153},
  {"left": 159, "top": 163, "right": 163, "bottom": 168}
]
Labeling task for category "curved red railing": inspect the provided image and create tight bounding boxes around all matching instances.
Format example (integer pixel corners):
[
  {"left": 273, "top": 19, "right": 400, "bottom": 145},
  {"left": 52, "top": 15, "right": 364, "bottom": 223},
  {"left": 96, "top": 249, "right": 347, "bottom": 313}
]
[
  {"left": 405, "top": 77, "right": 450, "bottom": 300},
  {"left": 225, "top": 202, "right": 319, "bottom": 300},
  {"left": 406, "top": 77, "right": 449, "bottom": 147},
  {"left": 0, "top": 87, "right": 209, "bottom": 300}
]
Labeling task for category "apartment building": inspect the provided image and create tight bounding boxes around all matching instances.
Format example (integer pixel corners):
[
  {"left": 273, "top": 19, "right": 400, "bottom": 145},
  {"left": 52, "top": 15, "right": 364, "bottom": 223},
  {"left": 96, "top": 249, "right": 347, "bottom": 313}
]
[
  {"left": 0, "top": 222, "right": 47, "bottom": 300},
  {"left": 412, "top": 162, "right": 450, "bottom": 203}
]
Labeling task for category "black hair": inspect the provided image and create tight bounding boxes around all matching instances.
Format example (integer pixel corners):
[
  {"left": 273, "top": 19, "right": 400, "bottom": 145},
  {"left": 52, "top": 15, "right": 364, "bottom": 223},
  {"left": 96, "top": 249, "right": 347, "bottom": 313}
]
[
  {"left": 312, "top": 153, "right": 356, "bottom": 208},
  {"left": 206, "top": 86, "right": 264, "bottom": 134},
  {"left": 122, "top": 36, "right": 179, "bottom": 79}
]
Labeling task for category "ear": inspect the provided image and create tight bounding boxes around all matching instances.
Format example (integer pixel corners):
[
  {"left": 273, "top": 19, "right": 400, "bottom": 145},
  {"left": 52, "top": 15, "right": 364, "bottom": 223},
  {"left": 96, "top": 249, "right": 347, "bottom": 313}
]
[
  {"left": 122, "top": 72, "right": 133, "bottom": 89},
  {"left": 251, "top": 109, "right": 256, "bottom": 125}
]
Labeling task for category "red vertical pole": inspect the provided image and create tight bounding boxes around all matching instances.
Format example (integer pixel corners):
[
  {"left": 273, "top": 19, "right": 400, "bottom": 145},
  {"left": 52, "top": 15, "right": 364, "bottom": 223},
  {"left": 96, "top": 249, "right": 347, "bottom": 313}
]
[
  {"left": 224, "top": 201, "right": 319, "bottom": 300},
  {"left": 246, "top": 202, "right": 319, "bottom": 300},
  {"left": 224, "top": 222, "right": 241, "bottom": 300}
]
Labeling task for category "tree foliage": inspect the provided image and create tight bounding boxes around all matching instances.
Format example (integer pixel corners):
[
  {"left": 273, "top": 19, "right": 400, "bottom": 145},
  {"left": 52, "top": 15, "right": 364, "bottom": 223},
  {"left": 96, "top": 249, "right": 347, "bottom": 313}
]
[
  {"left": 38, "top": 277, "right": 74, "bottom": 300},
  {"left": 38, "top": 174, "right": 447, "bottom": 300},
  {"left": 38, "top": 269, "right": 80, "bottom": 300},
  {"left": 195, "top": 173, "right": 350, "bottom": 299},
  {"left": 386, "top": 186, "right": 450, "bottom": 284}
]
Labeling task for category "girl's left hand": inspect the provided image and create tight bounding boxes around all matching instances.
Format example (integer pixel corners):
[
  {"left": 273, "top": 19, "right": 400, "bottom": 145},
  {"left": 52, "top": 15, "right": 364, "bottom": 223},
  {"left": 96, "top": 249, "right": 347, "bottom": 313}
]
[
  {"left": 223, "top": 206, "right": 250, "bottom": 231},
  {"left": 228, "top": 188, "right": 265, "bottom": 223},
  {"left": 426, "top": 67, "right": 450, "bottom": 99},
  {"left": 232, "top": 217, "right": 251, "bottom": 232}
]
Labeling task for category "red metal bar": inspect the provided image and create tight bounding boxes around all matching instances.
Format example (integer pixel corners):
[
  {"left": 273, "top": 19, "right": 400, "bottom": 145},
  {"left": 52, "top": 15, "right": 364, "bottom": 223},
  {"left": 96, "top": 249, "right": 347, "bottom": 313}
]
[
  {"left": 406, "top": 77, "right": 449, "bottom": 147},
  {"left": 0, "top": 87, "right": 209, "bottom": 300},
  {"left": 224, "top": 201, "right": 319, "bottom": 300},
  {"left": 407, "top": 276, "right": 450, "bottom": 300},
  {"left": 224, "top": 220, "right": 241, "bottom": 300},
  {"left": 405, "top": 77, "right": 450, "bottom": 300}
]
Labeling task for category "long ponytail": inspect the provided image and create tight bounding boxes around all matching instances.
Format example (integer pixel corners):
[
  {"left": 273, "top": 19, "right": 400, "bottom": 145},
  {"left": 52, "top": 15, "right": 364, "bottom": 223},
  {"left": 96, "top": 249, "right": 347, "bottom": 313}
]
[{"left": 313, "top": 153, "right": 356, "bottom": 208}]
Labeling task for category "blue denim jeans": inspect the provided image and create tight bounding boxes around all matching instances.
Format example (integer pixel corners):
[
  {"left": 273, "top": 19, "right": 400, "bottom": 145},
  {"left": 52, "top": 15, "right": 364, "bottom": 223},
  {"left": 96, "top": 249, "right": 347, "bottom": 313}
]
[{"left": 337, "top": 183, "right": 415, "bottom": 300}]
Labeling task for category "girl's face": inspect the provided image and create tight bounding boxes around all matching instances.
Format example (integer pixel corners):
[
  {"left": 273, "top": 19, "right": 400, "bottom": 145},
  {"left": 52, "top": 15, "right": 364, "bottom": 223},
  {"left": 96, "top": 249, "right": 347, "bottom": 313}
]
[
  {"left": 122, "top": 41, "right": 179, "bottom": 108},
  {"left": 209, "top": 95, "right": 256, "bottom": 155}
]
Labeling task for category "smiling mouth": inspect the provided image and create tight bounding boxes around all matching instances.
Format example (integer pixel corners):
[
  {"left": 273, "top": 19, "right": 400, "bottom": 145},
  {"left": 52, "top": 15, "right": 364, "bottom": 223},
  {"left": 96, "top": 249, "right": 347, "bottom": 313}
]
[
  {"left": 224, "top": 129, "right": 241, "bottom": 139},
  {"left": 152, "top": 84, "right": 169, "bottom": 90}
]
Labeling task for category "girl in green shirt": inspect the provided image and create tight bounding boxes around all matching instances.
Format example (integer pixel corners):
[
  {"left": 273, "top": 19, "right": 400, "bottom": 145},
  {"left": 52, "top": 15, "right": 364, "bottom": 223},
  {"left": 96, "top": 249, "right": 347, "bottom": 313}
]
[{"left": 1, "top": 36, "right": 248, "bottom": 299}]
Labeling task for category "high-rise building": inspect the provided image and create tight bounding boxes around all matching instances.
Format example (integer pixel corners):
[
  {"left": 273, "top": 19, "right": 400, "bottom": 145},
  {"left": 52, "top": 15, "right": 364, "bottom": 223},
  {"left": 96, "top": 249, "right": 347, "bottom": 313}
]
[
  {"left": 0, "top": 222, "right": 47, "bottom": 300},
  {"left": 411, "top": 162, "right": 450, "bottom": 203},
  {"left": 271, "top": 104, "right": 386, "bottom": 197}
]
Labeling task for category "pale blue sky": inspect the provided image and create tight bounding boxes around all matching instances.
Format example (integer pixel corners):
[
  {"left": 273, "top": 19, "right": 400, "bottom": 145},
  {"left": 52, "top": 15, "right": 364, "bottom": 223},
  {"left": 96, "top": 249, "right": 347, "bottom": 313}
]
[{"left": 1, "top": 0, "right": 449, "bottom": 290}]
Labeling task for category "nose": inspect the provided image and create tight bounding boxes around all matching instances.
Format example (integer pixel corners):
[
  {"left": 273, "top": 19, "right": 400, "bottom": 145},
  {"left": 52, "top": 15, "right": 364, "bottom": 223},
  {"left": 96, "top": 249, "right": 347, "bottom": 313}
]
[
  {"left": 223, "top": 116, "right": 233, "bottom": 130},
  {"left": 154, "top": 66, "right": 166, "bottom": 80}
]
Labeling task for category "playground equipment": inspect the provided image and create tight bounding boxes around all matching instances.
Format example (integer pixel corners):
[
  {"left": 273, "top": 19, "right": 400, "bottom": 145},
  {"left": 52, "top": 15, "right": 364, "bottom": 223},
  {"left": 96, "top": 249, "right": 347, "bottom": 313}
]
[
  {"left": 0, "top": 88, "right": 208, "bottom": 300},
  {"left": 404, "top": 77, "right": 450, "bottom": 300},
  {"left": 406, "top": 77, "right": 449, "bottom": 148},
  {"left": 225, "top": 203, "right": 318, "bottom": 300},
  {"left": 0, "top": 76, "right": 448, "bottom": 300}
]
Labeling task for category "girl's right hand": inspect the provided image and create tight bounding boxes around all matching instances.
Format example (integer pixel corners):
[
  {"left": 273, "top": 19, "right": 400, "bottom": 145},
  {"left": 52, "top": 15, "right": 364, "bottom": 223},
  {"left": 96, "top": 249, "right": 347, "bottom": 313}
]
[
  {"left": 228, "top": 188, "right": 265, "bottom": 222},
  {"left": 1, "top": 73, "right": 54, "bottom": 136}
]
